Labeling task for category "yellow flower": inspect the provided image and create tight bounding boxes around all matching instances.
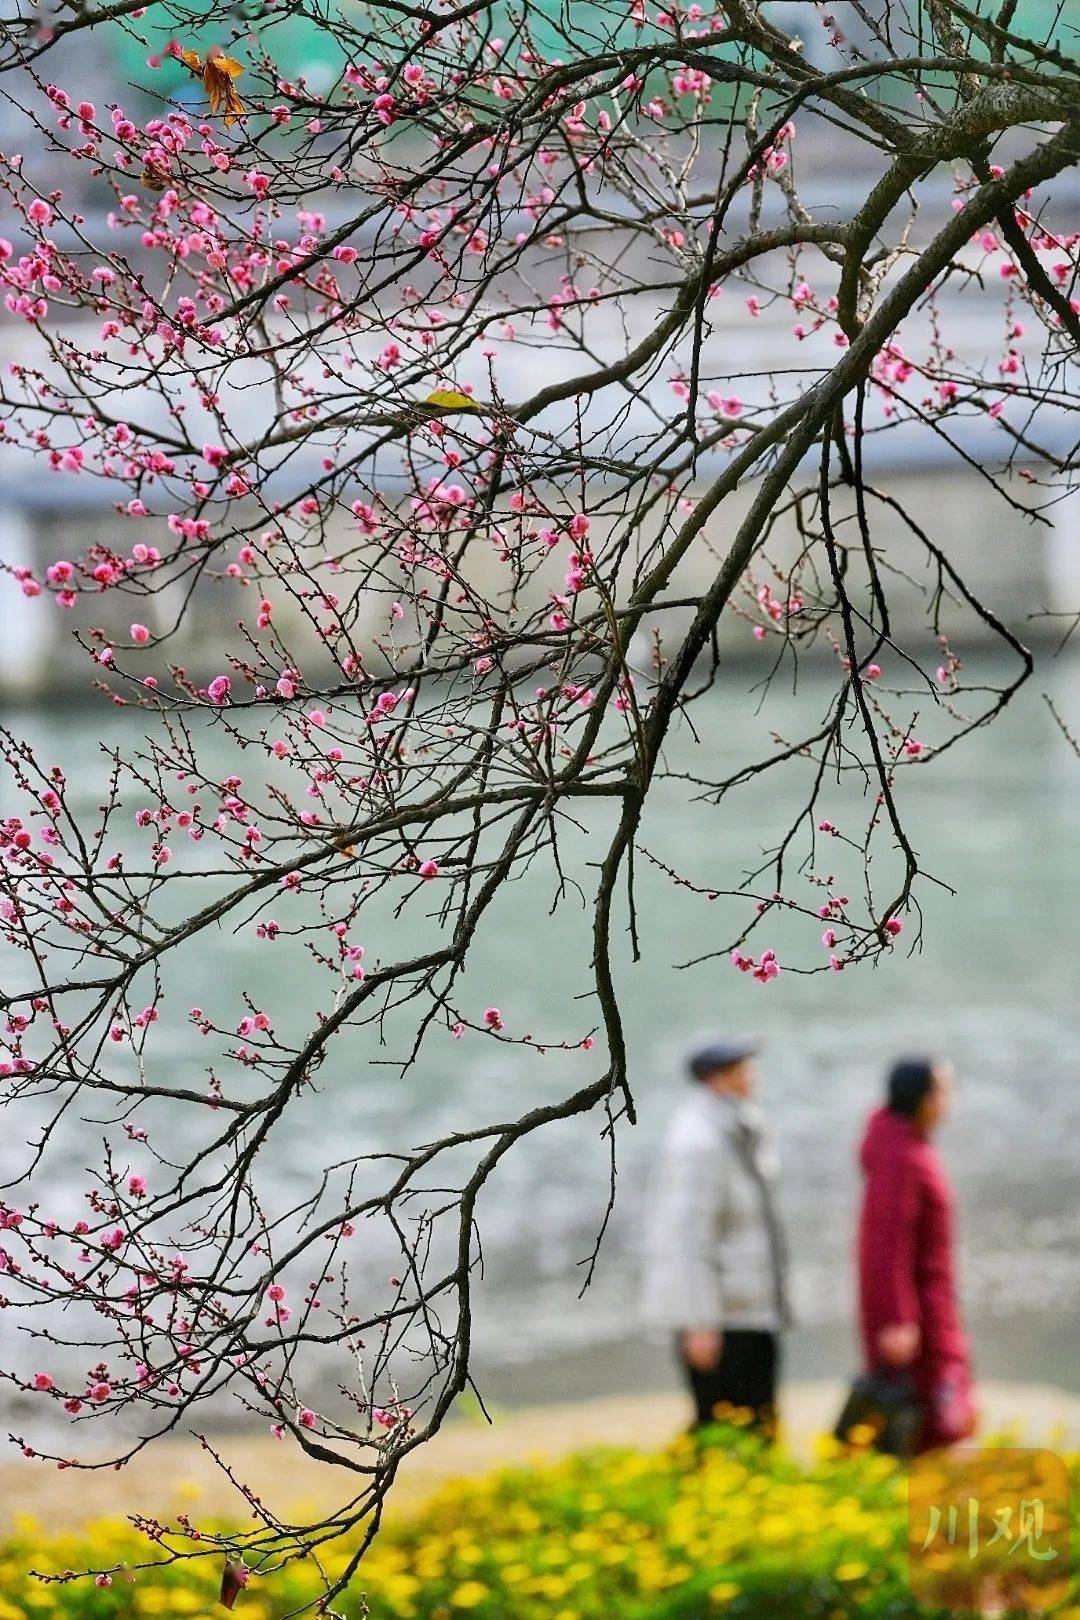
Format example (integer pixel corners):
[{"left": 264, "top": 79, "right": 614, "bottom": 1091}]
[
  {"left": 568, "top": 1530, "right": 602, "bottom": 1552},
  {"left": 162, "top": 1592, "right": 203, "bottom": 1613},
  {"left": 834, "top": 1561, "right": 869, "bottom": 1581},
  {"left": 449, "top": 1580, "right": 489, "bottom": 1608},
  {"left": 384, "top": 1573, "right": 421, "bottom": 1599},
  {"left": 135, "top": 1587, "right": 175, "bottom": 1614}
]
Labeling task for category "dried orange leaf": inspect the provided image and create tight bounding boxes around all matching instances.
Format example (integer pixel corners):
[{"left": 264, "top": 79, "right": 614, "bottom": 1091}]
[
  {"left": 211, "top": 52, "right": 245, "bottom": 79},
  {"left": 177, "top": 45, "right": 245, "bottom": 125},
  {"left": 203, "top": 55, "right": 246, "bottom": 127},
  {"left": 423, "top": 388, "right": 479, "bottom": 412}
]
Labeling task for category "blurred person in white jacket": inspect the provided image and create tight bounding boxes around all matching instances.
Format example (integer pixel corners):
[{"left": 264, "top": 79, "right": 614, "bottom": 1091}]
[{"left": 641, "top": 1039, "right": 789, "bottom": 1433}]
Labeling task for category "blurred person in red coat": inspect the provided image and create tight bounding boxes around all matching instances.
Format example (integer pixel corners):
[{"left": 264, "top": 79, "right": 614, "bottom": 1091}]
[{"left": 857, "top": 1058, "right": 976, "bottom": 1452}]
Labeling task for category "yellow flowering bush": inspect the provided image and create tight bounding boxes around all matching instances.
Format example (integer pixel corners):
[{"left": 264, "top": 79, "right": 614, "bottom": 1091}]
[{"left": 1, "top": 1429, "right": 1076, "bottom": 1618}]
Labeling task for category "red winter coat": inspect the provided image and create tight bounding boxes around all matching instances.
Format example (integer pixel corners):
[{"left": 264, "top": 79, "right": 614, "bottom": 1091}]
[{"left": 857, "top": 1107, "right": 973, "bottom": 1448}]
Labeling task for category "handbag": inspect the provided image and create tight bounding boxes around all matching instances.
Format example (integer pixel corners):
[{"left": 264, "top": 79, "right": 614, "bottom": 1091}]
[
  {"left": 834, "top": 1369, "right": 923, "bottom": 1459},
  {"left": 929, "top": 1364, "right": 977, "bottom": 1445}
]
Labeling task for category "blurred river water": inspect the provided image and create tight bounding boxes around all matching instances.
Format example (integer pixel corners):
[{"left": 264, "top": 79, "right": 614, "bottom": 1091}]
[{"left": 3, "top": 651, "right": 1080, "bottom": 1417}]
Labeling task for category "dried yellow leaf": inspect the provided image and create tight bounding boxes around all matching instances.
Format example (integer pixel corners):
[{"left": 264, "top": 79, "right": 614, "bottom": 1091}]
[
  {"left": 210, "top": 51, "right": 244, "bottom": 79},
  {"left": 177, "top": 44, "right": 246, "bottom": 127},
  {"left": 203, "top": 53, "right": 246, "bottom": 128},
  {"left": 423, "top": 388, "right": 480, "bottom": 413}
]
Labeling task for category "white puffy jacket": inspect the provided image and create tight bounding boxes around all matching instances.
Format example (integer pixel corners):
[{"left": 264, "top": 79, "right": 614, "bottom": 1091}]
[{"left": 641, "top": 1087, "right": 790, "bottom": 1333}]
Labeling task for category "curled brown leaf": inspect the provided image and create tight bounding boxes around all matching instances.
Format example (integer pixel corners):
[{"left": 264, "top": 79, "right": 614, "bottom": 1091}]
[
  {"left": 177, "top": 44, "right": 246, "bottom": 128},
  {"left": 203, "top": 51, "right": 246, "bottom": 128}
]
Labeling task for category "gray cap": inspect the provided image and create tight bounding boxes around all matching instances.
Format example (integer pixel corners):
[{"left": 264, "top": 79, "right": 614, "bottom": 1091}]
[{"left": 688, "top": 1038, "right": 758, "bottom": 1079}]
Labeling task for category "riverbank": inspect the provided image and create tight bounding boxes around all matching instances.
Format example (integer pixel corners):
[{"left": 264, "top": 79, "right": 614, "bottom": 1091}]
[{"left": 3, "top": 1380, "right": 1077, "bottom": 1535}]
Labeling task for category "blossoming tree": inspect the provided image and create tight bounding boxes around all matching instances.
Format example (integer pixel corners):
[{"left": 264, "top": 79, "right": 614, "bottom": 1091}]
[{"left": 1, "top": 0, "right": 1078, "bottom": 1604}]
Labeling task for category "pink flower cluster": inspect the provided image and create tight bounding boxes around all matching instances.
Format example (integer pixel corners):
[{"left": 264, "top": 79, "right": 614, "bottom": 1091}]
[{"left": 731, "top": 948, "right": 780, "bottom": 983}]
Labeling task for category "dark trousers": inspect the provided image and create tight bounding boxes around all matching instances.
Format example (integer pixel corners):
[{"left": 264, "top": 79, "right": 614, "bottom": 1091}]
[{"left": 681, "top": 1329, "right": 779, "bottom": 1434}]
